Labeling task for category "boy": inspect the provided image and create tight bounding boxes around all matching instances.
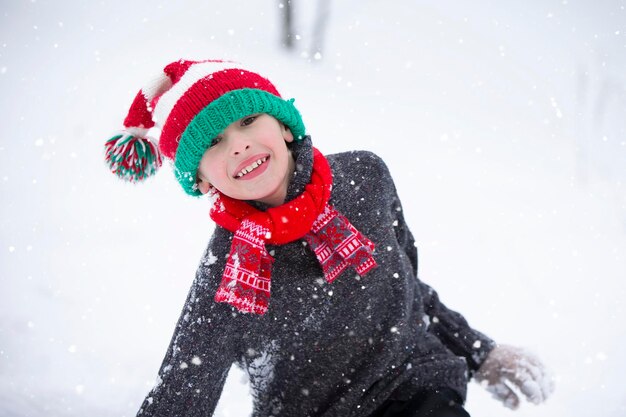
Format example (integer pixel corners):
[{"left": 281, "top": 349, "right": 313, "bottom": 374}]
[{"left": 105, "top": 59, "right": 553, "bottom": 416}]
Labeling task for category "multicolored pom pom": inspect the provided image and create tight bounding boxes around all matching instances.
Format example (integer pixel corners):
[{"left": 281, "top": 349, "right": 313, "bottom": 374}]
[{"left": 104, "top": 132, "right": 162, "bottom": 182}]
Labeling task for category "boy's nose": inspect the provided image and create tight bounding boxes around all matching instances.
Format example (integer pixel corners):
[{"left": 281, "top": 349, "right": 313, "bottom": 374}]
[
  {"left": 231, "top": 143, "right": 250, "bottom": 156},
  {"left": 229, "top": 135, "right": 251, "bottom": 156}
]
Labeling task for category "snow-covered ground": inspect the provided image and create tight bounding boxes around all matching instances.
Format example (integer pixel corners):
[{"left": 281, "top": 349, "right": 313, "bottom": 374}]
[{"left": 1, "top": 1, "right": 625, "bottom": 416}]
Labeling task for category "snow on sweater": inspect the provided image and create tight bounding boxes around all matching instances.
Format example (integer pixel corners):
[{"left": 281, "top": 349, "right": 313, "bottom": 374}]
[{"left": 137, "top": 138, "right": 496, "bottom": 417}]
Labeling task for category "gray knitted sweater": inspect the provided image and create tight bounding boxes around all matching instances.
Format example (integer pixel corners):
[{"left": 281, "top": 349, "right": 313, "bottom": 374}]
[{"left": 137, "top": 139, "right": 496, "bottom": 417}]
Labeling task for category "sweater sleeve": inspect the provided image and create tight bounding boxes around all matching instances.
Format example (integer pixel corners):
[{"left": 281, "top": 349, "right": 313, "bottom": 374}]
[
  {"left": 137, "top": 234, "right": 237, "bottom": 416},
  {"left": 385, "top": 163, "right": 496, "bottom": 374}
]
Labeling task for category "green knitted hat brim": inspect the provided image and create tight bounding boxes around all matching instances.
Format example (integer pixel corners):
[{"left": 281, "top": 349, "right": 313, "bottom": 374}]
[{"left": 174, "top": 88, "right": 306, "bottom": 197}]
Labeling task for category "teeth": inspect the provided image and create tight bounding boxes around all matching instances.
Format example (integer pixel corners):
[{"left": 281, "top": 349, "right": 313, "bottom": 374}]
[{"left": 236, "top": 157, "right": 267, "bottom": 178}]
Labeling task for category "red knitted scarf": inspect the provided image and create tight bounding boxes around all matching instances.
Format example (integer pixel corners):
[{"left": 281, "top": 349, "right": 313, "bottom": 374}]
[{"left": 209, "top": 148, "right": 377, "bottom": 314}]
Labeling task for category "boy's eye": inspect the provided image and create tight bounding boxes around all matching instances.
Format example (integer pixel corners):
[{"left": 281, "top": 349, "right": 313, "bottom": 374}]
[
  {"left": 241, "top": 115, "right": 257, "bottom": 126},
  {"left": 210, "top": 136, "right": 223, "bottom": 147}
]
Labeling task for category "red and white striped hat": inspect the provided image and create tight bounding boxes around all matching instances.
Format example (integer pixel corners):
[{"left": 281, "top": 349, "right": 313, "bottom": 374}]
[{"left": 105, "top": 59, "right": 306, "bottom": 196}]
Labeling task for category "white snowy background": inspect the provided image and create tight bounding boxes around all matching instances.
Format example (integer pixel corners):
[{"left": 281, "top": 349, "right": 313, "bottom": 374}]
[{"left": 1, "top": 0, "right": 625, "bottom": 416}]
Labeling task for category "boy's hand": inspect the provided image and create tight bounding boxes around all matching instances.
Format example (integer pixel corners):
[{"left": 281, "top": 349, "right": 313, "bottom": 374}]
[{"left": 475, "top": 344, "right": 554, "bottom": 409}]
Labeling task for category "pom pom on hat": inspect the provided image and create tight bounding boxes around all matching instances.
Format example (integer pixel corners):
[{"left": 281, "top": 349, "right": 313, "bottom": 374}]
[
  {"left": 104, "top": 128, "right": 162, "bottom": 182},
  {"left": 104, "top": 59, "right": 306, "bottom": 194}
]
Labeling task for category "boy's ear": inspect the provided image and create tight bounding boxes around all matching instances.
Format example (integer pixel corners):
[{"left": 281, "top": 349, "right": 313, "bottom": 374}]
[
  {"left": 197, "top": 179, "right": 211, "bottom": 195},
  {"left": 282, "top": 123, "right": 294, "bottom": 143}
]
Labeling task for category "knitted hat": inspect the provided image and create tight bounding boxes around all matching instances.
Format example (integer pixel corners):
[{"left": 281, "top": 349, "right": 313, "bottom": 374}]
[{"left": 104, "top": 59, "right": 306, "bottom": 196}]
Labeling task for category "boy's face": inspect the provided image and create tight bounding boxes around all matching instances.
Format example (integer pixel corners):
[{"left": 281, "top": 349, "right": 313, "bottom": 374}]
[{"left": 196, "top": 113, "right": 295, "bottom": 206}]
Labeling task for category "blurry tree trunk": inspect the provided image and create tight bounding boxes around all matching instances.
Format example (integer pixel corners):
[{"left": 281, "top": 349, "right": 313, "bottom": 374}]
[
  {"left": 575, "top": 66, "right": 589, "bottom": 185},
  {"left": 311, "top": 0, "right": 331, "bottom": 59},
  {"left": 280, "top": 0, "right": 295, "bottom": 49},
  {"left": 279, "top": 0, "right": 331, "bottom": 60},
  {"left": 575, "top": 59, "right": 626, "bottom": 232}
]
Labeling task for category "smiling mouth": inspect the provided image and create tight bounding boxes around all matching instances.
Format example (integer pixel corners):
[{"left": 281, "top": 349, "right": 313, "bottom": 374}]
[{"left": 235, "top": 156, "right": 269, "bottom": 178}]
